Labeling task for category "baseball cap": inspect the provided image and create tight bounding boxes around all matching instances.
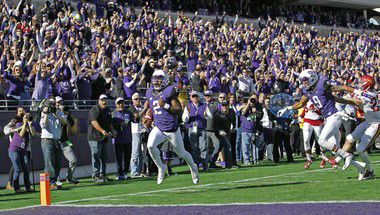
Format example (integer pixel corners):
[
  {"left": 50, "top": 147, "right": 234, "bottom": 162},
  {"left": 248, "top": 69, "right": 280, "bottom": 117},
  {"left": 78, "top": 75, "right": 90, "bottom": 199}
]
[
  {"left": 115, "top": 97, "right": 125, "bottom": 104},
  {"left": 55, "top": 96, "right": 63, "bottom": 103},
  {"left": 132, "top": 93, "right": 140, "bottom": 100},
  {"left": 204, "top": 90, "right": 212, "bottom": 96},
  {"left": 99, "top": 94, "right": 108, "bottom": 100},
  {"left": 190, "top": 91, "right": 199, "bottom": 96}
]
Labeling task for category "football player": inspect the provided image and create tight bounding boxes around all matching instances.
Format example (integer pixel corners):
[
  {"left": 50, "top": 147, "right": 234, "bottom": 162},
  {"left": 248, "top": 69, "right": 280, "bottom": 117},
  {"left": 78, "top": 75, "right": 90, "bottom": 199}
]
[
  {"left": 277, "top": 69, "right": 362, "bottom": 171},
  {"left": 145, "top": 70, "right": 199, "bottom": 184},
  {"left": 300, "top": 101, "right": 329, "bottom": 169},
  {"left": 333, "top": 75, "right": 378, "bottom": 180}
]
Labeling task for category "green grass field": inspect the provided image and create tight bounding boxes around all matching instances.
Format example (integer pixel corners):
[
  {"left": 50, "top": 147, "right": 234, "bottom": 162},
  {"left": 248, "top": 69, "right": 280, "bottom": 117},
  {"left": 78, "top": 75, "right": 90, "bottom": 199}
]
[{"left": 1, "top": 152, "right": 379, "bottom": 211}]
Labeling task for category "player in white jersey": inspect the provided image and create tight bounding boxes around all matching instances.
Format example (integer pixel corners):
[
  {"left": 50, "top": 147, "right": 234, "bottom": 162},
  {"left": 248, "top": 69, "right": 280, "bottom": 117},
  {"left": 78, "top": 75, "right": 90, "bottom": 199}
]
[
  {"left": 334, "top": 75, "right": 378, "bottom": 180},
  {"left": 301, "top": 101, "right": 330, "bottom": 169}
]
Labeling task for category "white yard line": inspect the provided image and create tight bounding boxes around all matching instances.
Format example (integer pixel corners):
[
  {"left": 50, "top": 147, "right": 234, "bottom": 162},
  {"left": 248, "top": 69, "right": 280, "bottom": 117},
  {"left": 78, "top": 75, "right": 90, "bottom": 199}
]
[
  {"left": 51, "top": 200, "right": 380, "bottom": 208},
  {"left": 55, "top": 167, "right": 334, "bottom": 205},
  {"left": 56, "top": 160, "right": 380, "bottom": 205}
]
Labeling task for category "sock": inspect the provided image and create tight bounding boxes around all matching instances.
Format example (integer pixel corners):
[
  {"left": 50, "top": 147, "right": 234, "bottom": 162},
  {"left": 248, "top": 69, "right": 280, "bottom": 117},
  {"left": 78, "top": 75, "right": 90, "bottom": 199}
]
[
  {"left": 320, "top": 152, "right": 328, "bottom": 161},
  {"left": 351, "top": 160, "right": 366, "bottom": 172},
  {"left": 306, "top": 153, "right": 312, "bottom": 161},
  {"left": 335, "top": 156, "right": 343, "bottom": 163},
  {"left": 360, "top": 152, "right": 373, "bottom": 171}
]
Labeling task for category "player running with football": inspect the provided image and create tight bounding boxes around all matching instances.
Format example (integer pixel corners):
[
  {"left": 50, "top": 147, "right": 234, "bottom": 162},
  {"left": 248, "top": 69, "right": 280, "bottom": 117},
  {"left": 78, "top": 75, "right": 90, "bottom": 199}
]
[
  {"left": 332, "top": 75, "right": 378, "bottom": 180},
  {"left": 145, "top": 70, "right": 199, "bottom": 184},
  {"left": 277, "top": 69, "right": 365, "bottom": 173}
]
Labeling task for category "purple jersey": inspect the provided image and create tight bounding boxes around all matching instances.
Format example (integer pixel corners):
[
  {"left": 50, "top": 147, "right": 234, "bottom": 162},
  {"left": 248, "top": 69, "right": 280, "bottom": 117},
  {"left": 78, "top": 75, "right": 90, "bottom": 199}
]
[
  {"left": 302, "top": 76, "right": 338, "bottom": 118},
  {"left": 146, "top": 85, "right": 179, "bottom": 132}
]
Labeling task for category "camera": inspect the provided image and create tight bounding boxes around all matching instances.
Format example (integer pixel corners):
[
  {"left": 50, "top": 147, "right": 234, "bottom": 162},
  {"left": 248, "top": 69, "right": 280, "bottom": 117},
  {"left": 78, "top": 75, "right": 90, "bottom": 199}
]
[
  {"left": 25, "top": 113, "right": 33, "bottom": 122},
  {"left": 250, "top": 98, "right": 256, "bottom": 103}
]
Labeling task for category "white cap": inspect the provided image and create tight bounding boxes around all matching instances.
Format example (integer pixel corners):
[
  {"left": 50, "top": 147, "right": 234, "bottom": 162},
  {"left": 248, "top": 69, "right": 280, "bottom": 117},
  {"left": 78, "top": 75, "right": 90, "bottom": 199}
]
[
  {"left": 132, "top": 93, "right": 140, "bottom": 100},
  {"left": 115, "top": 97, "right": 125, "bottom": 104},
  {"left": 99, "top": 94, "right": 108, "bottom": 100},
  {"left": 55, "top": 96, "right": 63, "bottom": 103},
  {"left": 14, "top": 61, "right": 22, "bottom": 67}
]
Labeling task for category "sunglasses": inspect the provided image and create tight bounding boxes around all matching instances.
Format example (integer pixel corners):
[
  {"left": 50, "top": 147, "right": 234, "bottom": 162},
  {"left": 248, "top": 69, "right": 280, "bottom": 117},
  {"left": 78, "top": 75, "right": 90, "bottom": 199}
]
[
  {"left": 219, "top": 97, "right": 226, "bottom": 99},
  {"left": 191, "top": 95, "right": 199, "bottom": 98},
  {"left": 133, "top": 98, "right": 141, "bottom": 100}
]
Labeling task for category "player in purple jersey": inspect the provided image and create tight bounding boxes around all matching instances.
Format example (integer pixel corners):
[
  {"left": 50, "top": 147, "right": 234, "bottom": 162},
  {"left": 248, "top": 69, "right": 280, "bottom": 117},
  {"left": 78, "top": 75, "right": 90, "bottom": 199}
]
[
  {"left": 145, "top": 70, "right": 199, "bottom": 184},
  {"left": 278, "top": 69, "right": 358, "bottom": 167}
]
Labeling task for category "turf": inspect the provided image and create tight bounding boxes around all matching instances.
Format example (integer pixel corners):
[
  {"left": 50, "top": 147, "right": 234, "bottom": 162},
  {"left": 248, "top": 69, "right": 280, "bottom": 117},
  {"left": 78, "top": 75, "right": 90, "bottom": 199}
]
[{"left": 1, "top": 152, "right": 379, "bottom": 211}]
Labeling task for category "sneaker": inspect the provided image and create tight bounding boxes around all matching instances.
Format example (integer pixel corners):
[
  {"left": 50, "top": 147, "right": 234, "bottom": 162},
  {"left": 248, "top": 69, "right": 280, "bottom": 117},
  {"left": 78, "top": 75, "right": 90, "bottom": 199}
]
[
  {"left": 26, "top": 188, "right": 35, "bottom": 192},
  {"left": 56, "top": 180, "right": 63, "bottom": 187},
  {"left": 130, "top": 174, "right": 143, "bottom": 179},
  {"left": 116, "top": 176, "right": 125, "bottom": 181},
  {"left": 157, "top": 165, "right": 167, "bottom": 184},
  {"left": 363, "top": 170, "right": 375, "bottom": 180},
  {"left": 67, "top": 178, "right": 80, "bottom": 184},
  {"left": 319, "top": 160, "right": 326, "bottom": 168},
  {"left": 358, "top": 171, "right": 365, "bottom": 181},
  {"left": 93, "top": 176, "right": 104, "bottom": 183},
  {"left": 6, "top": 182, "right": 14, "bottom": 191},
  {"left": 50, "top": 183, "right": 58, "bottom": 190},
  {"left": 190, "top": 166, "right": 199, "bottom": 184},
  {"left": 102, "top": 176, "right": 113, "bottom": 182},
  {"left": 304, "top": 160, "right": 313, "bottom": 169},
  {"left": 342, "top": 153, "right": 353, "bottom": 171},
  {"left": 220, "top": 161, "right": 226, "bottom": 168},
  {"left": 328, "top": 158, "right": 338, "bottom": 169},
  {"left": 14, "top": 189, "right": 26, "bottom": 194}
]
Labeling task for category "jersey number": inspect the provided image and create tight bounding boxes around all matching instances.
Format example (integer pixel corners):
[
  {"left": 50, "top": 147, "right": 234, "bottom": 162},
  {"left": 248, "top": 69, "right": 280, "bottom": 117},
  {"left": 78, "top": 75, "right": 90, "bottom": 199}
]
[
  {"left": 153, "top": 100, "right": 162, "bottom": 115},
  {"left": 311, "top": 96, "right": 323, "bottom": 109}
]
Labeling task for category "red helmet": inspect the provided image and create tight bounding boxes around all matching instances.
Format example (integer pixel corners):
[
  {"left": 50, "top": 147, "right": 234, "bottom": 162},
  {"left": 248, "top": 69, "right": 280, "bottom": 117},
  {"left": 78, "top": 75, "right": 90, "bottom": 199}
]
[{"left": 360, "top": 75, "right": 375, "bottom": 90}]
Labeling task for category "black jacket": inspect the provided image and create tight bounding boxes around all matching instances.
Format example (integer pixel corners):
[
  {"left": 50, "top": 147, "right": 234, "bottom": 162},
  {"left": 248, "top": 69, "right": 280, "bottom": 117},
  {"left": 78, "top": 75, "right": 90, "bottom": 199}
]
[{"left": 213, "top": 109, "right": 236, "bottom": 137}]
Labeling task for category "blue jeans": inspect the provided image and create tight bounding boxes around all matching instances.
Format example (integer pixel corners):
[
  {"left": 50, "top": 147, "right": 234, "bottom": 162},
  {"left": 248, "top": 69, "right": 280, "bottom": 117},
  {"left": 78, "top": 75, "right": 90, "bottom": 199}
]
[
  {"left": 236, "top": 127, "right": 242, "bottom": 162},
  {"left": 89, "top": 140, "right": 108, "bottom": 177},
  {"left": 242, "top": 132, "right": 259, "bottom": 164},
  {"left": 130, "top": 133, "right": 143, "bottom": 176},
  {"left": 41, "top": 139, "right": 62, "bottom": 182},
  {"left": 8, "top": 151, "right": 31, "bottom": 190},
  {"left": 188, "top": 129, "right": 208, "bottom": 167}
]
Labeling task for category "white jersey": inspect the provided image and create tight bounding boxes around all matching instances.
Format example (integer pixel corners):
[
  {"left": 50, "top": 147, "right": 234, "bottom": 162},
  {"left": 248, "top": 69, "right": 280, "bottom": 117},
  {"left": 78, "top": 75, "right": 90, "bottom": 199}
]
[
  {"left": 353, "top": 90, "right": 380, "bottom": 124},
  {"left": 304, "top": 101, "right": 322, "bottom": 121}
]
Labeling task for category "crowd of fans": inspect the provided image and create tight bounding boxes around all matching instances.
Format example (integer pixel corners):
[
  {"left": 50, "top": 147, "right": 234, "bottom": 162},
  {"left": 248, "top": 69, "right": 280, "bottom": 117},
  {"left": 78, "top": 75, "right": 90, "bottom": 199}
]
[{"left": 0, "top": 0, "right": 379, "bottom": 192}]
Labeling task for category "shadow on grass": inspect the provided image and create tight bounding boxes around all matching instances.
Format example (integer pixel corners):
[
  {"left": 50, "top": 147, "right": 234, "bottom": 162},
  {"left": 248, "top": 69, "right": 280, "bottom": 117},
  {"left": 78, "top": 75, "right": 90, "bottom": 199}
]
[{"left": 0, "top": 197, "right": 35, "bottom": 202}]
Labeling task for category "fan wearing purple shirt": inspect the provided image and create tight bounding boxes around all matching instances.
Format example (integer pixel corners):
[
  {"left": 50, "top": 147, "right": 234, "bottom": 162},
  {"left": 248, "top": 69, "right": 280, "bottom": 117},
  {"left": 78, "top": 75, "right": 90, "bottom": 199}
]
[{"left": 145, "top": 69, "right": 199, "bottom": 185}]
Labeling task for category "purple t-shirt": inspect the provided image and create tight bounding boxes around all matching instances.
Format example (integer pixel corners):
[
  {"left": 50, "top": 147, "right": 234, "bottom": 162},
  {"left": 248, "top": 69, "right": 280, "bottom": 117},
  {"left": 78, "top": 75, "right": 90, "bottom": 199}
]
[{"left": 9, "top": 122, "right": 29, "bottom": 153}]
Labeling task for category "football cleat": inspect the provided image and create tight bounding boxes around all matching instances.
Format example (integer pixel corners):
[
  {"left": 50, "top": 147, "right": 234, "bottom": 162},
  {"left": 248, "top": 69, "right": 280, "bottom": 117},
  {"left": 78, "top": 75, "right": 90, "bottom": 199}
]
[
  {"left": 363, "top": 170, "right": 375, "bottom": 180},
  {"left": 358, "top": 171, "right": 365, "bottom": 181},
  {"left": 341, "top": 153, "right": 353, "bottom": 171},
  {"left": 157, "top": 165, "right": 167, "bottom": 185},
  {"left": 304, "top": 160, "right": 313, "bottom": 169},
  {"left": 319, "top": 160, "right": 326, "bottom": 168},
  {"left": 191, "top": 165, "right": 199, "bottom": 184},
  {"left": 328, "top": 158, "right": 338, "bottom": 169}
]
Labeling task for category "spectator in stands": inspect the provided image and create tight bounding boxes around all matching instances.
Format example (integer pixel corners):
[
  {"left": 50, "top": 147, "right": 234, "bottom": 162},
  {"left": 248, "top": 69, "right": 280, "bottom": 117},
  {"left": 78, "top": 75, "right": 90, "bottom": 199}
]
[{"left": 88, "top": 94, "right": 114, "bottom": 182}]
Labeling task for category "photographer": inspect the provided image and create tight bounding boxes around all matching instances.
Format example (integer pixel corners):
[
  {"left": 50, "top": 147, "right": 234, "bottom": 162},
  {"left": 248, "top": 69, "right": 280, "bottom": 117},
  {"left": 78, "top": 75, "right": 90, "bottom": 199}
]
[
  {"left": 3, "top": 107, "right": 35, "bottom": 192},
  {"left": 240, "top": 94, "right": 264, "bottom": 165},
  {"left": 55, "top": 97, "right": 79, "bottom": 184},
  {"left": 40, "top": 99, "right": 67, "bottom": 189},
  {"left": 7, "top": 110, "right": 35, "bottom": 193}
]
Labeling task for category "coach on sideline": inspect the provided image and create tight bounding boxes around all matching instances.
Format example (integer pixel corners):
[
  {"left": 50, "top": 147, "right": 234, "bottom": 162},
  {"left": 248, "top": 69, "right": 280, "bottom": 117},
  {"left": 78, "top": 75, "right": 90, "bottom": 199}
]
[{"left": 88, "top": 94, "right": 114, "bottom": 182}]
